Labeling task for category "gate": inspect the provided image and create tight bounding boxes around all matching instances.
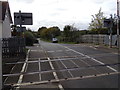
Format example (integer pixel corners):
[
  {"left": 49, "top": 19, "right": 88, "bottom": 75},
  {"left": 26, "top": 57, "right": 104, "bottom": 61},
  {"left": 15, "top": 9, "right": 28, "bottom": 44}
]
[{"left": 2, "top": 37, "right": 26, "bottom": 59}]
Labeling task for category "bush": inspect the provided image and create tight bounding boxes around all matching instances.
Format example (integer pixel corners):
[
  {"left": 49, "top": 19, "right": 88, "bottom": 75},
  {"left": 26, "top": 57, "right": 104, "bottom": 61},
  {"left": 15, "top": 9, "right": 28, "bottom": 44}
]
[{"left": 24, "top": 31, "right": 36, "bottom": 46}]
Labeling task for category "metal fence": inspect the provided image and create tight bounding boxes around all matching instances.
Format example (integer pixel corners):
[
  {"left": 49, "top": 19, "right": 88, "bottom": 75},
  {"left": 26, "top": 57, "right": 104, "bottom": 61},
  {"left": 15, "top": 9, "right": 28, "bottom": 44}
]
[{"left": 2, "top": 37, "right": 26, "bottom": 59}]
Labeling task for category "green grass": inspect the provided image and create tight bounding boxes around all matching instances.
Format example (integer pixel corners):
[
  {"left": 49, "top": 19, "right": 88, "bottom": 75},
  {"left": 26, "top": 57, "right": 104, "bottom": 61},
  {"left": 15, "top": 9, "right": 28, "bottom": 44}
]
[
  {"left": 58, "top": 41, "right": 76, "bottom": 44},
  {"left": 40, "top": 38, "right": 51, "bottom": 42}
]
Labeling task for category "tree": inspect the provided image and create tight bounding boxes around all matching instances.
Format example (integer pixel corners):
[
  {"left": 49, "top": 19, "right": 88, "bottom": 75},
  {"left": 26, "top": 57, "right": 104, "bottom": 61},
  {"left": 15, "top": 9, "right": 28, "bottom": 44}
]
[
  {"left": 49, "top": 26, "right": 61, "bottom": 37},
  {"left": 62, "top": 25, "right": 79, "bottom": 42},
  {"left": 63, "top": 25, "right": 72, "bottom": 37},
  {"left": 24, "top": 31, "right": 36, "bottom": 46},
  {"left": 89, "top": 8, "right": 106, "bottom": 34},
  {"left": 38, "top": 26, "right": 61, "bottom": 40},
  {"left": 11, "top": 25, "right": 19, "bottom": 36},
  {"left": 37, "top": 27, "right": 47, "bottom": 38}
]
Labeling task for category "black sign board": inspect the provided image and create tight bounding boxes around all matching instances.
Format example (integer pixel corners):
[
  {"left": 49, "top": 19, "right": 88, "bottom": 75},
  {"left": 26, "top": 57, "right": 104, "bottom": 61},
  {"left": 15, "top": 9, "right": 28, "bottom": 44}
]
[
  {"left": 17, "top": 27, "right": 26, "bottom": 32},
  {"left": 104, "top": 19, "right": 111, "bottom": 28},
  {"left": 14, "top": 13, "right": 33, "bottom": 25}
]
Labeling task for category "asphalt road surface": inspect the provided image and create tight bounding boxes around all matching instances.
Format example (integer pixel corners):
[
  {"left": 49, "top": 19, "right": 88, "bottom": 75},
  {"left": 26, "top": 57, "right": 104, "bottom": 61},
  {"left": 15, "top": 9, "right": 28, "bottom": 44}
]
[{"left": 3, "top": 39, "right": 120, "bottom": 89}]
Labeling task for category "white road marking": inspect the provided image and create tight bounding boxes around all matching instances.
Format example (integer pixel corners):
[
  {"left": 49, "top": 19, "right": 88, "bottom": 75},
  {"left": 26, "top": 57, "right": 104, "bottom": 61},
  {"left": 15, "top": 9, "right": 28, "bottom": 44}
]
[
  {"left": 57, "top": 50, "right": 63, "bottom": 52},
  {"left": 14, "top": 72, "right": 119, "bottom": 87},
  {"left": 17, "top": 49, "right": 30, "bottom": 84},
  {"left": 60, "top": 45, "right": 118, "bottom": 72},
  {"left": 47, "top": 50, "right": 71, "bottom": 53},
  {"left": 39, "top": 58, "right": 41, "bottom": 81},
  {"left": 78, "top": 59, "right": 101, "bottom": 74},
  {"left": 70, "top": 60, "right": 79, "bottom": 68},
  {"left": 47, "top": 51, "right": 55, "bottom": 53},
  {"left": 38, "top": 39, "right": 64, "bottom": 90},
  {"left": 47, "top": 57, "right": 59, "bottom": 81},
  {"left": 59, "top": 60, "right": 74, "bottom": 78},
  {"left": 4, "top": 61, "right": 19, "bottom": 83},
  {"left": 31, "top": 50, "right": 43, "bottom": 52},
  {"left": 47, "top": 57, "right": 64, "bottom": 90}
]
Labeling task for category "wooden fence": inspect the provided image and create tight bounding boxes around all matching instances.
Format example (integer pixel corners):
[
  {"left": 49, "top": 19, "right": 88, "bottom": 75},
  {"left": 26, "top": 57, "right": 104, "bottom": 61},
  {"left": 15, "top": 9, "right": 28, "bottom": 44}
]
[{"left": 2, "top": 37, "right": 26, "bottom": 59}]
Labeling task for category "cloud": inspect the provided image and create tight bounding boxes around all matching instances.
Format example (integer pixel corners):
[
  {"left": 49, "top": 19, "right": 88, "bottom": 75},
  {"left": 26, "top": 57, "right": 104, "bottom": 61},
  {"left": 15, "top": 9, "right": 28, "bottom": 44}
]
[
  {"left": 8, "top": 0, "right": 116, "bottom": 31},
  {"left": 9, "top": 0, "right": 34, "bottom": 3}
]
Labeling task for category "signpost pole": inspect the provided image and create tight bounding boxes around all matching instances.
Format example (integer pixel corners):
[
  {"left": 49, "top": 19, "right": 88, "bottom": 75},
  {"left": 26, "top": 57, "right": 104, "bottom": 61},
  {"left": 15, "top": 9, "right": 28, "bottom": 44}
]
[
  {"left": 19, "top": 10, "right": 22, "bottom": 36},
  {"left": 0, "top": 2, "right": 3, "bottom": 89},
  {"left": 0, "top": 24, "right": 2, "bottom": 90},
  {"left": 117, "top": 0, "right": 119, "bottom": 49}
]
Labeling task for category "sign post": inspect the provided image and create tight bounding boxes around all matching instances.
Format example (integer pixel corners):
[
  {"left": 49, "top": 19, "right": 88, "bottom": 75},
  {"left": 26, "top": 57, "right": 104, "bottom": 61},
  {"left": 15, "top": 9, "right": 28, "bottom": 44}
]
[
  {"left": 0, "top": 25, "right": 2, "bottom": 90},
  {"left": 104, "top": 16, "right": 113, "bottom": 48},
  {"left": 19, "top": 10, "right": 22, "bottom": 35},
  {"left": 14, "top": 11, "right": 33, "bottom": 26},
  {"left": 14, "top": 10, "right": 33, "bottom": 37}
]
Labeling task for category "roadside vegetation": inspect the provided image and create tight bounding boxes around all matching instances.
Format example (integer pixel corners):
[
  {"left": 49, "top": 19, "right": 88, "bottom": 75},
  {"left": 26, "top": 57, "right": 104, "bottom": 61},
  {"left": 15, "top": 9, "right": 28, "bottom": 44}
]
[
  {"left": 35, "top": 8, "right": 117, "bottom": 44},
  {"left": 11, "top": 8, "right": 118, "bottom": 45}
]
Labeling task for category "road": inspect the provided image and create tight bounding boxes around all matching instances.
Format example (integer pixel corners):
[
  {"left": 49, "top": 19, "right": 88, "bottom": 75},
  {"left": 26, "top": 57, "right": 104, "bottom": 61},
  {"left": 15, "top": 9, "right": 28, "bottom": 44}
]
[{"left": 3, "top": 39, "right": 119, "bottom": 89}]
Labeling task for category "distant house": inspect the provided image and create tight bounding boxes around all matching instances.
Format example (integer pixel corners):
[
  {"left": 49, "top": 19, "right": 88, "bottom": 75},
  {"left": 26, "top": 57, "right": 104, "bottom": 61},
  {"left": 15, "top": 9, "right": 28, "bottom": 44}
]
[{"left": 0, "top": 1, "right": 13, "bottom": 38}]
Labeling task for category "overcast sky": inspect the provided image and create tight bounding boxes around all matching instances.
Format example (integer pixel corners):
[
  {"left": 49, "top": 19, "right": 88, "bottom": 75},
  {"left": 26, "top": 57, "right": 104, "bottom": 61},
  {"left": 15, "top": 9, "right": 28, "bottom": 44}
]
[{"left": 8, "top": 0, "right": 117, "bottom": 31}]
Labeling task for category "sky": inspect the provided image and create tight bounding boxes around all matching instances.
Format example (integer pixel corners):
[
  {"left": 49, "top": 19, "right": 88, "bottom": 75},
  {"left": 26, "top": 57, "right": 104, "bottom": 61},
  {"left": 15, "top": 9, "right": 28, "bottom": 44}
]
[{"left": 7, "top": 0, "right": 117, "bottom": 31}]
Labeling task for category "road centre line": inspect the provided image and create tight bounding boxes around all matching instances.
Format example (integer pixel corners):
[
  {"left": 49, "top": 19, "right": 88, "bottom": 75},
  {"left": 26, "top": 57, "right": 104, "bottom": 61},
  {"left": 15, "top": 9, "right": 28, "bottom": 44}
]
[
  {"left": 38, "top": 39, "right": 64, "bottom": 90},
  {"left": 48, "top": 57, "right": 58, "bottom": 80},
  {"left": 47, "top": 57, "right": 64, "bottom": 90},
  {"left": 60, "top": 45, "right": 118, "bottom": 72}
]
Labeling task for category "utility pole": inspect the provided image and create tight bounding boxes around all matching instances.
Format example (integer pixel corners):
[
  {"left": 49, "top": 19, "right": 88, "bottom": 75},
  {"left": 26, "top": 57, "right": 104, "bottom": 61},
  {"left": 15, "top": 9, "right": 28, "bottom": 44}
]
[
  {"left": 19, "top": 10, "right": 23, "bottom": 37},
  {"left": 0, "top": 1, "right": 3, "bottom": 89},
  {"left": 117, "top": 0, "right": 120, "bottom": 49},
  {"left": 109, "top": 14, "right": 113, "bottom": 48},
  {"left": 0, "top": 24, "right": 2, "bottom": 90}
]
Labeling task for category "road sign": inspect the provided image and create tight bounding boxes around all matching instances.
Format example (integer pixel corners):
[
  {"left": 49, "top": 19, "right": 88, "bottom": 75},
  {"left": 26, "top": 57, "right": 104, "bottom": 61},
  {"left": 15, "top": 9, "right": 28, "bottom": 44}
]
[
  {"left": 14, "top": 13, "right": 33, "bottom": 25},
  {"left": 17, "top": 27, "right": 26, "bottom": 32},
  {"left": 104, "top": 19, "right": 111, "bottom": 28}
]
